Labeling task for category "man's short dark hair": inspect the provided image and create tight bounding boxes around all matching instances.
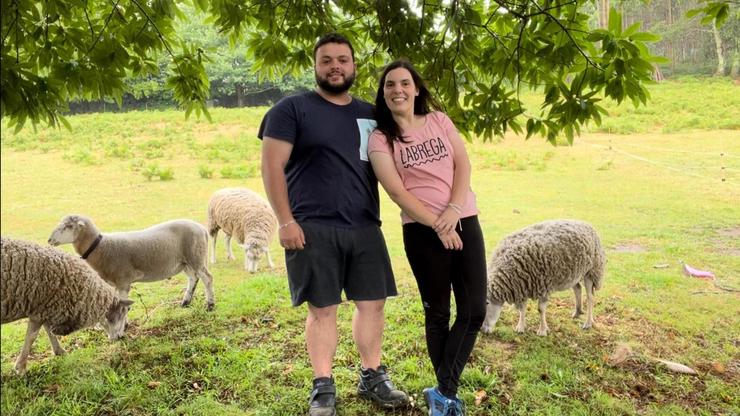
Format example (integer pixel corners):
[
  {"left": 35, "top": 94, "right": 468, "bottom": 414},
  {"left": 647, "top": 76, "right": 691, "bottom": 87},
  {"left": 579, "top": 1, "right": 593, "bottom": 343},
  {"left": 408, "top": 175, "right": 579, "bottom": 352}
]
[{"left": 313, "top": 33, "right": 355, "bottom": 62}]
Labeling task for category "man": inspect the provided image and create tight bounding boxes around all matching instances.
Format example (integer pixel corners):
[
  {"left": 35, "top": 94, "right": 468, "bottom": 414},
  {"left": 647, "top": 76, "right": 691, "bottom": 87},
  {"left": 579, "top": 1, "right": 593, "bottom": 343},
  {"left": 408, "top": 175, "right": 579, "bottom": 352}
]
[{"left": 258, "top": 33, "right": 409, "bottom": 416}]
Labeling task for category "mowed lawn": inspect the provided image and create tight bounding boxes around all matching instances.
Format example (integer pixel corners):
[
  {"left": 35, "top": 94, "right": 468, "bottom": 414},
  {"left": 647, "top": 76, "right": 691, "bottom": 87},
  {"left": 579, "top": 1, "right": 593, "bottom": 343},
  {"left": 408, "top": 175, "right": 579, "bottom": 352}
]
[{"left": 1, "top": 79, "right": 739, "bottom": 415}]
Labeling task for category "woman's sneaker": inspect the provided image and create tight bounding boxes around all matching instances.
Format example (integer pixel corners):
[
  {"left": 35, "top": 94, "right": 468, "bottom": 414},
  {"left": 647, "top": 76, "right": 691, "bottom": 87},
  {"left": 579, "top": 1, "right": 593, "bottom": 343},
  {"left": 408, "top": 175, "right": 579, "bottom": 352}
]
[{"left": 423, "top": 387, "right": 461, "bottom": 416}]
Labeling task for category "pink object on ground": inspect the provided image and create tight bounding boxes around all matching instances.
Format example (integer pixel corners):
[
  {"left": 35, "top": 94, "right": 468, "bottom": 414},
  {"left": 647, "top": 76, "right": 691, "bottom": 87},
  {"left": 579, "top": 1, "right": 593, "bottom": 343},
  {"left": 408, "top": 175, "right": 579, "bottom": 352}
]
[{"left": 682, "top": 263, "right": 715, "bottom": 279}]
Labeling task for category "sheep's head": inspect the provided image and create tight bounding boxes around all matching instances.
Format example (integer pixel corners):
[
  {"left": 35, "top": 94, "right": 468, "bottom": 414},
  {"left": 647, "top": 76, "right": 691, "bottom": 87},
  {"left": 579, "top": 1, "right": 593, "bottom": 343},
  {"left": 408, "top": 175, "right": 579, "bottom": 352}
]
[
  {"left": 242, "top": 242, "right": 267, "bottom": 273},
  {"left": 48, "top": 215, "right": 87, "bottom": 246},
  {"left": 101, "top": 298, "right": 134, "bottom": 340}
]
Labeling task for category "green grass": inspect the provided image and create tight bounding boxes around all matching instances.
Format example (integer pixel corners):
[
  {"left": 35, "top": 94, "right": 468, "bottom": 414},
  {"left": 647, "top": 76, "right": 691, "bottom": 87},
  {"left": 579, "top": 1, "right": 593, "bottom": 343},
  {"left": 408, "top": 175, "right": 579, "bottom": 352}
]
[
  {"left": 1, "top": 80, "right": 739, "bottom": 415},
  {"left": 515, "top": 76, "right": 740, "bottom": 135}
]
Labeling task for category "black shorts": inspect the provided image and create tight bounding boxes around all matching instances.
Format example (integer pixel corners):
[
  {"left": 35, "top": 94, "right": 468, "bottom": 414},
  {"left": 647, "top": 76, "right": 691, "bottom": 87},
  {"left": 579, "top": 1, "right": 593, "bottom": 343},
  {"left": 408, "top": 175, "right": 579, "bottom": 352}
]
[{"left": 285, "top": 222, "right": 397, "bottom": 307}]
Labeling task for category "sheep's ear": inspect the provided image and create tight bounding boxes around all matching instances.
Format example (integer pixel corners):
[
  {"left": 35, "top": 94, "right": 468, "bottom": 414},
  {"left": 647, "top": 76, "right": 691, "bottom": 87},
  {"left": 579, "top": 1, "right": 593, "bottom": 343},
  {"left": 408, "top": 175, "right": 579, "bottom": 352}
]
[
  {"left": 119, "top": 299, "right": 134, "bottom": 307},
  {"left": 77, "top": 220, "right": 86, "bottom": 228}
]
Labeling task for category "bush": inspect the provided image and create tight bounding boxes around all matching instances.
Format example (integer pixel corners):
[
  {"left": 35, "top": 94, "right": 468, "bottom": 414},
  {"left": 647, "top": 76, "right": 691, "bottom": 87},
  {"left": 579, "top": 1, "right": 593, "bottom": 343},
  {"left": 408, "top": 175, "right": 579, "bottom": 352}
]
[
  {"left": 63, "top": 147, "right": 98, "bottom": 165},
  {"left": 143, "top": 164, "right": 160, "bottom": 181},
  {"left": 157, "top": 167, "right": 175, "bottom": 181},
  {"left": 198, "top": 165, "right": 214, "bottom": 179},
  {"left": 220, "top": 165, "right": 257, "bottom": 179}
]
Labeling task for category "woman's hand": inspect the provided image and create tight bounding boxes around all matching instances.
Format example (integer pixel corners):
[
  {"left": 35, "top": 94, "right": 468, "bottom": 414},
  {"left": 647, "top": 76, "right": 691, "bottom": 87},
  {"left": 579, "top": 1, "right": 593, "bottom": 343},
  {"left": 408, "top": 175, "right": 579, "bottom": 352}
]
[
  {"left": 437, "top": 229, "right": 463, "bottom": 250},
  {"left": 433, "top": 205, "right": 461, "bottom": 235}
]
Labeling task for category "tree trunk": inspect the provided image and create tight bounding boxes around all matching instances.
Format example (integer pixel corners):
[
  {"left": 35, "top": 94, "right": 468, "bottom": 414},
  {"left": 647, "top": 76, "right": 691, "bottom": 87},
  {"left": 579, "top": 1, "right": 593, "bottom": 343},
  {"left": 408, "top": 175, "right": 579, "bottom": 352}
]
[
  {"left": 236, "top": 84, "right": 244, "bottom": 107},
  {"left": 600, "top": 0, "right": 609, "bottom": 28},
  {"left": 713, "top": 22, "right": 725, "bottom": 76},
  {"left": 731, "top": 51, "right": 739, "bottom": 78},
  {"left": 667, "top": 0, "right": 675, "bottom": 73}
]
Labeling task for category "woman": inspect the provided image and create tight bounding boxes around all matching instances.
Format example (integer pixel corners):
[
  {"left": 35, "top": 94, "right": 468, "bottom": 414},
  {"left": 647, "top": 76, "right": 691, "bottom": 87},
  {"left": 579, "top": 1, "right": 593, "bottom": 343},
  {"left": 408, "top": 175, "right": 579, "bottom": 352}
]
[{"left": 367, "top": 59, "right": 487, "bottom": 416}]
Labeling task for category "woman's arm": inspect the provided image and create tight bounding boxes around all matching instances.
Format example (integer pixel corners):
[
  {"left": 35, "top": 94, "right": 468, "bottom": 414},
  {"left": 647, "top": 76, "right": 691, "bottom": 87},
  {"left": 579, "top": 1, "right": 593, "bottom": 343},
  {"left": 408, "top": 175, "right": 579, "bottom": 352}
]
[
  {"left": 370, "top": 151, "right": 462, "bottom": 250},
  {"left": 433, "top": 118, "right": 472, "bottom": 235}
]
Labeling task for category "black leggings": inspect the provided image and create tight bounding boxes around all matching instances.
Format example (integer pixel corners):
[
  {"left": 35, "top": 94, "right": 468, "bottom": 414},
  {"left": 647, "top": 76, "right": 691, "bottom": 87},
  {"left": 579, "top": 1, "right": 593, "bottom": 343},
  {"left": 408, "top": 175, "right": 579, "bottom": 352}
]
[{"left": 403, "top": 215, "right": 487, "bottom": 397}]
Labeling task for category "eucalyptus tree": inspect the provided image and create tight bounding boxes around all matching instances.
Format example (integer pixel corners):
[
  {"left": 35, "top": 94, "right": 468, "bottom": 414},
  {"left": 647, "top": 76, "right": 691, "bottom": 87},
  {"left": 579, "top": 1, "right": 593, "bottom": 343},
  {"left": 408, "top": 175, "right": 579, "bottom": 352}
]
[{"left": 2, "top": 0, "right": 668, "bottom": 142}]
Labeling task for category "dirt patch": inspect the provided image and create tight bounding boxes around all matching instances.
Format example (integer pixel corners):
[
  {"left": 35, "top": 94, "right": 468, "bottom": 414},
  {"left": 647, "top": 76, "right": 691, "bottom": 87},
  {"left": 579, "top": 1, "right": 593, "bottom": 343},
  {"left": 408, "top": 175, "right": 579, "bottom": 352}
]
[
  {"left": 715, "top": 247, "right": 740, "bottom": 256},
  {"left": 717, "top": 227, "right": 740, "bottom": 238},
  {"left": 612, "top": 243, "right": 647, "bottom": 253}
]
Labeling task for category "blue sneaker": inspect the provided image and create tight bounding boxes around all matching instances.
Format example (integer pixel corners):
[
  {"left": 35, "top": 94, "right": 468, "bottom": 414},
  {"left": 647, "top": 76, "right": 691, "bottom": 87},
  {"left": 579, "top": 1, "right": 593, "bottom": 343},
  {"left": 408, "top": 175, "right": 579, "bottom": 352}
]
[
  {"left": 423, "top": 387, "right": 459, "bottom": 416},
  {"left": 453, "top": 396, "right": 466, "bottom": 415}
]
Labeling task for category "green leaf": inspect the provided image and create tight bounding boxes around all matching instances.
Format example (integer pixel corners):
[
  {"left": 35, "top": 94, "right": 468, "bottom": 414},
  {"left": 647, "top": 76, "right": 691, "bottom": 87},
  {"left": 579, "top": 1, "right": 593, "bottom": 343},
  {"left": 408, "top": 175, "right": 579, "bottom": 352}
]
[
  {"left": 629, "top": 32, "right": 661, "bottom": 42},
  {"left": 608, "top": 8, "right": 622, "bottom": 35},
  {"left": 623, "top": 22, "right": 641, "bottom": 37}
]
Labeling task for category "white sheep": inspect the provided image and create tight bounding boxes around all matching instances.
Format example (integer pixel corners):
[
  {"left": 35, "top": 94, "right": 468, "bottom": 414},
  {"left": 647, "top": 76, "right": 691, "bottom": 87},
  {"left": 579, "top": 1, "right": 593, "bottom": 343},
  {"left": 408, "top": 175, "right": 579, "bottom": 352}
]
[
  {"left": 1, "top": 237, "right": 132, "bottom": 374},
  {"left": 207, "top": 188, "right": 277, "bottom": 273},
  {"left": 47, "top": 215, "right": 215, "bottom": 311},
  {"left": 481, "top": 220, "right": 606, "bottom": 336}
]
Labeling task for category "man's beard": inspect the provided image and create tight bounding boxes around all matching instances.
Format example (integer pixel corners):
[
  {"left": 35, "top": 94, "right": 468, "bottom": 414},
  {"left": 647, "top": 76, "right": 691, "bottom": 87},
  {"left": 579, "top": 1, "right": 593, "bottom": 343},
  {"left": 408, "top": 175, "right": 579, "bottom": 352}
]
[{"left": 316, "top": 71, "right": 356, "bottom": 94}]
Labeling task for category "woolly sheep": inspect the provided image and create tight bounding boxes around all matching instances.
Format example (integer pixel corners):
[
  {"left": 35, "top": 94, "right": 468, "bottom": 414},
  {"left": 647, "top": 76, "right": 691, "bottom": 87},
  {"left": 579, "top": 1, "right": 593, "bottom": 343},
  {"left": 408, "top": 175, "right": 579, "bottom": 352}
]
[
  {"left": 481, "top": 219, "right": 606, "bottom": 336},
  {"left": 47, "top": 215, "right": 215, "bottom": 311},
  {"left": 1, "top": 237, "right": 132, "bottom": 374},
  {"left": 207, "top": 188, "right": 277, "bottom": 273}
]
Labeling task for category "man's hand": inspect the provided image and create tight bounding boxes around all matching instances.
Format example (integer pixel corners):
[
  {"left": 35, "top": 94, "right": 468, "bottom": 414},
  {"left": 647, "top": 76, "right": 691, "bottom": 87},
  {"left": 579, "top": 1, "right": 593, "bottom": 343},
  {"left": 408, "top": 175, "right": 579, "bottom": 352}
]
[{"left": 279, "top": 222, "right": 306, "bottom": 250}]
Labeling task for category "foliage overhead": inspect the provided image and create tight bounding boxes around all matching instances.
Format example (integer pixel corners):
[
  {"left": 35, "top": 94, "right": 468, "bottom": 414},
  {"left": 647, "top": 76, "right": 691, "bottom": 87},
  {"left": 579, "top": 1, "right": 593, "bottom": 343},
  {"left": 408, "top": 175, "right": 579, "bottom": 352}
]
[
  {"left": 688, "top": 0, "right": 737, "bottom": 27},
  {"left": 2, "top": 0, "right": 670, "bottom": 142}
]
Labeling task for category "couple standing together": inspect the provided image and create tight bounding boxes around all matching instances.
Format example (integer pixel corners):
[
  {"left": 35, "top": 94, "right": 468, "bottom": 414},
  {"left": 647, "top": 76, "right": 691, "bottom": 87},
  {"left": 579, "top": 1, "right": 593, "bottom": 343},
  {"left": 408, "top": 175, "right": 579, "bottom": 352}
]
[{"left": 259, "top": 33, "right": 487, "bottom": 416}]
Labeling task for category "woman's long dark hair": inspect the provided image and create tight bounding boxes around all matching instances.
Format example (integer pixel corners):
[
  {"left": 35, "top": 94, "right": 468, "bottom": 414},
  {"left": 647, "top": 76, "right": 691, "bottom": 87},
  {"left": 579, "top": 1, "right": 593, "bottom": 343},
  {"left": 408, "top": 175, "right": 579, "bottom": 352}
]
[{"left": 374, "top": 59, "right": 442, "bottom": 145}]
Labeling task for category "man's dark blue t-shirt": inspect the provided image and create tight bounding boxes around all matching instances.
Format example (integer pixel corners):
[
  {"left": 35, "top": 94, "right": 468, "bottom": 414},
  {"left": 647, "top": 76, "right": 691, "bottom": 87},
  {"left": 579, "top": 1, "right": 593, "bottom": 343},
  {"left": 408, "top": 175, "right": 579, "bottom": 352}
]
[{"left": 258, "top": 91, "right": 380, "bottom": 228}]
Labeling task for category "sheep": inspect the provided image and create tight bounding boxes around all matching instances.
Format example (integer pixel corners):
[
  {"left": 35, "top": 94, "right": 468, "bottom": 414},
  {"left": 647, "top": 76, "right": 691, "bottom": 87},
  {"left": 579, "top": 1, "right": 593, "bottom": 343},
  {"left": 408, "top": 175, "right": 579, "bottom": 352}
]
[
  {"left": 480, "top": 219, "right": 606, "bottom": 336},
  {"left": 47, "top": 215, "right": 215, "bottom": 311},
  {"left": 1, "top": 237, "right": 132, "bottom": 374},
  {"left": 207, "top": 187, "right": 278, "bottom": 273}
]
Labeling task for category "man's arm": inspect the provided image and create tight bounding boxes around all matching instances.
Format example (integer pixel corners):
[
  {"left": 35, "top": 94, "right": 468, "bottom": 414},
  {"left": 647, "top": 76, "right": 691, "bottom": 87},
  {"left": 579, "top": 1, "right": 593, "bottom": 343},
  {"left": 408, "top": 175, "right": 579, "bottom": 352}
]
[{"left": 261, "top": 136, "right": 305, "bottom": 250}]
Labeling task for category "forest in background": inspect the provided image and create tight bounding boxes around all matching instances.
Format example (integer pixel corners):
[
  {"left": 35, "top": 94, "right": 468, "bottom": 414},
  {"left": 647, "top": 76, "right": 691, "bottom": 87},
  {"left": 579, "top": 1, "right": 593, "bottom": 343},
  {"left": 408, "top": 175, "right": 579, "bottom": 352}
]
[{"left": 68, "top": 0, "right": 739, "bottom": 114}]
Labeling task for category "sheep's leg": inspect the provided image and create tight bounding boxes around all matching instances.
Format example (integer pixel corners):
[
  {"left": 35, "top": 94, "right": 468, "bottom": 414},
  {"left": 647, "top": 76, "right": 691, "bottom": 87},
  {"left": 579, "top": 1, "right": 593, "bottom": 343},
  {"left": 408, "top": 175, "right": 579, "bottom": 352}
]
[
  {"left": 181, "top": 270, "right": 198, "bottom": 308},
  {"left": 198, "top": 268, "right": 216, "bottom": 311},
  {"left": 15, "top": 319, "right": 43, "bottom": 374},
  {"left": 536, "top": 296, "right": 549, "bottom": 336},
  {"left": 514, "top": 301, "right": 527, "bottom": 333},
  {"left": 117, "top": 286, "right": 131, "bottom": 329},
  {"left": 265, "top": 248, "right": 275, "bottom": 270},
  {"left": 117, "top": 286, "right": 131, "bottom": 301},
  {"left": 244, "top": 247, "right": 253, "bottom": 272},
  {"left": 210, "top": 229, "right": 219, "bottom": 264},
  {"left": 582, "top": 279, "right": 595, "bottom": 330},
  {"left": 225, "top": 235, "right": 235, "bottom": 260},
  {"left": 481, "top": 300, "right": 503, "bottom": 334},
  {"left": 44, "top": 325, "right": 65, "bottom": 356},
  {"left": 572, "top": 282, "right": 583, "bottom": 318}
]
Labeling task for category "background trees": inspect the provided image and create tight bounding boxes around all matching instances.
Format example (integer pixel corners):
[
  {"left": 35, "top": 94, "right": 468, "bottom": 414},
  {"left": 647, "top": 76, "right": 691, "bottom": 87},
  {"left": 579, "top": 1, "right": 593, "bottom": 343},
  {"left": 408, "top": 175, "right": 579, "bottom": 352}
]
[{"left": 1, "top": 0, "right": 734, "bottom": 139}]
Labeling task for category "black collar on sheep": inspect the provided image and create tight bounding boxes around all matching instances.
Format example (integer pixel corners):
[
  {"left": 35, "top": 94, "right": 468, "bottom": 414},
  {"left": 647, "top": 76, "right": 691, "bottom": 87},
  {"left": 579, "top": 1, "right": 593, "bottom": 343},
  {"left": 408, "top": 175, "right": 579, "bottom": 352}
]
[{"left": 81, "top": 234, "right": 103, "bottom": 260}]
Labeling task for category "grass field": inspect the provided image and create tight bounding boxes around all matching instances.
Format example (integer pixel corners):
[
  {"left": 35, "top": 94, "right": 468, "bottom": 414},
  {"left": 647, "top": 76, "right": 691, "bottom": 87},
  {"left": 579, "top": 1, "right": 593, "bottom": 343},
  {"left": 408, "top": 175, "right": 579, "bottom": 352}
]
[{"left": 1, "top": 78, "right": 739, "bottom": 415}]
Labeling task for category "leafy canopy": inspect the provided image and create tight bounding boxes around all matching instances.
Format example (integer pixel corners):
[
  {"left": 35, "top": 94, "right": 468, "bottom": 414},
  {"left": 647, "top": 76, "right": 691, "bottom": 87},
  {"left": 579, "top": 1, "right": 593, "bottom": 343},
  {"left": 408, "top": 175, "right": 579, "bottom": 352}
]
[{"left": 1, "top": 0, "right": 668, "bottom": 142}]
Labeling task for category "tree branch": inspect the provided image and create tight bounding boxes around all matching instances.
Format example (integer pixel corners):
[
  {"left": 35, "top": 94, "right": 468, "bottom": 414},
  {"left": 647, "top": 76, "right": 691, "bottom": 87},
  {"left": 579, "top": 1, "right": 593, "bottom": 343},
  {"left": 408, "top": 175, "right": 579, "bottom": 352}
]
[
  {"left": 84, "top": 8, "right": 95, "bottom": 42},
  {"left": 1, "top": 0, "right": 18, "bottom": 48},
  {"left": 86, "top": 0, "right": 120, "bottom": 56},
  {"left": 530, "top": 0, "right": 601, "bottom": 69}
]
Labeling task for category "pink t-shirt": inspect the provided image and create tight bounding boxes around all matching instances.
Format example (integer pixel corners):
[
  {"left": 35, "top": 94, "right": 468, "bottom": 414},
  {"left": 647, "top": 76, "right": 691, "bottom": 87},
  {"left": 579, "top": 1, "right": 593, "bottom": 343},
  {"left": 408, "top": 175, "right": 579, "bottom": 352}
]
[{"left": 368, "top": 111, "right": 478, "bottom": 224}]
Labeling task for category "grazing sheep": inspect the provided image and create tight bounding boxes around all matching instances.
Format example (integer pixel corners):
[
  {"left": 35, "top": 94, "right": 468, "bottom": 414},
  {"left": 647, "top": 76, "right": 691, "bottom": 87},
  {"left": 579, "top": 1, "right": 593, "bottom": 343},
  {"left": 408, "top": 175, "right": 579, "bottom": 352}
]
[
  {"left": 481, "top": 220, "right": 605, "bottom": 336},
  {"left": 48, "top": 215, "right": 215, "bottom": 311},
  {"left": 1, "top": 237, "right": 132, "bottom": 374},
  {"left": 207, "top": 187, "right": 277, "bottom": 273}
]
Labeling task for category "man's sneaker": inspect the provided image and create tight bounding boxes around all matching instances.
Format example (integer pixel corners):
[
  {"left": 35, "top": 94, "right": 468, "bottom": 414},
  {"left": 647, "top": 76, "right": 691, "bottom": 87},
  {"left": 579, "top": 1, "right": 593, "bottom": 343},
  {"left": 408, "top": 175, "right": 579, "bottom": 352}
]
[
  {"left": 357, "top": 365, "right": 409, "bottom": 408},
  {"left": 308, "top": 377, "right": 336, "bottom": 416},
  {"left": 423, "top": 387, "right": 460, "bottom": 416}
]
